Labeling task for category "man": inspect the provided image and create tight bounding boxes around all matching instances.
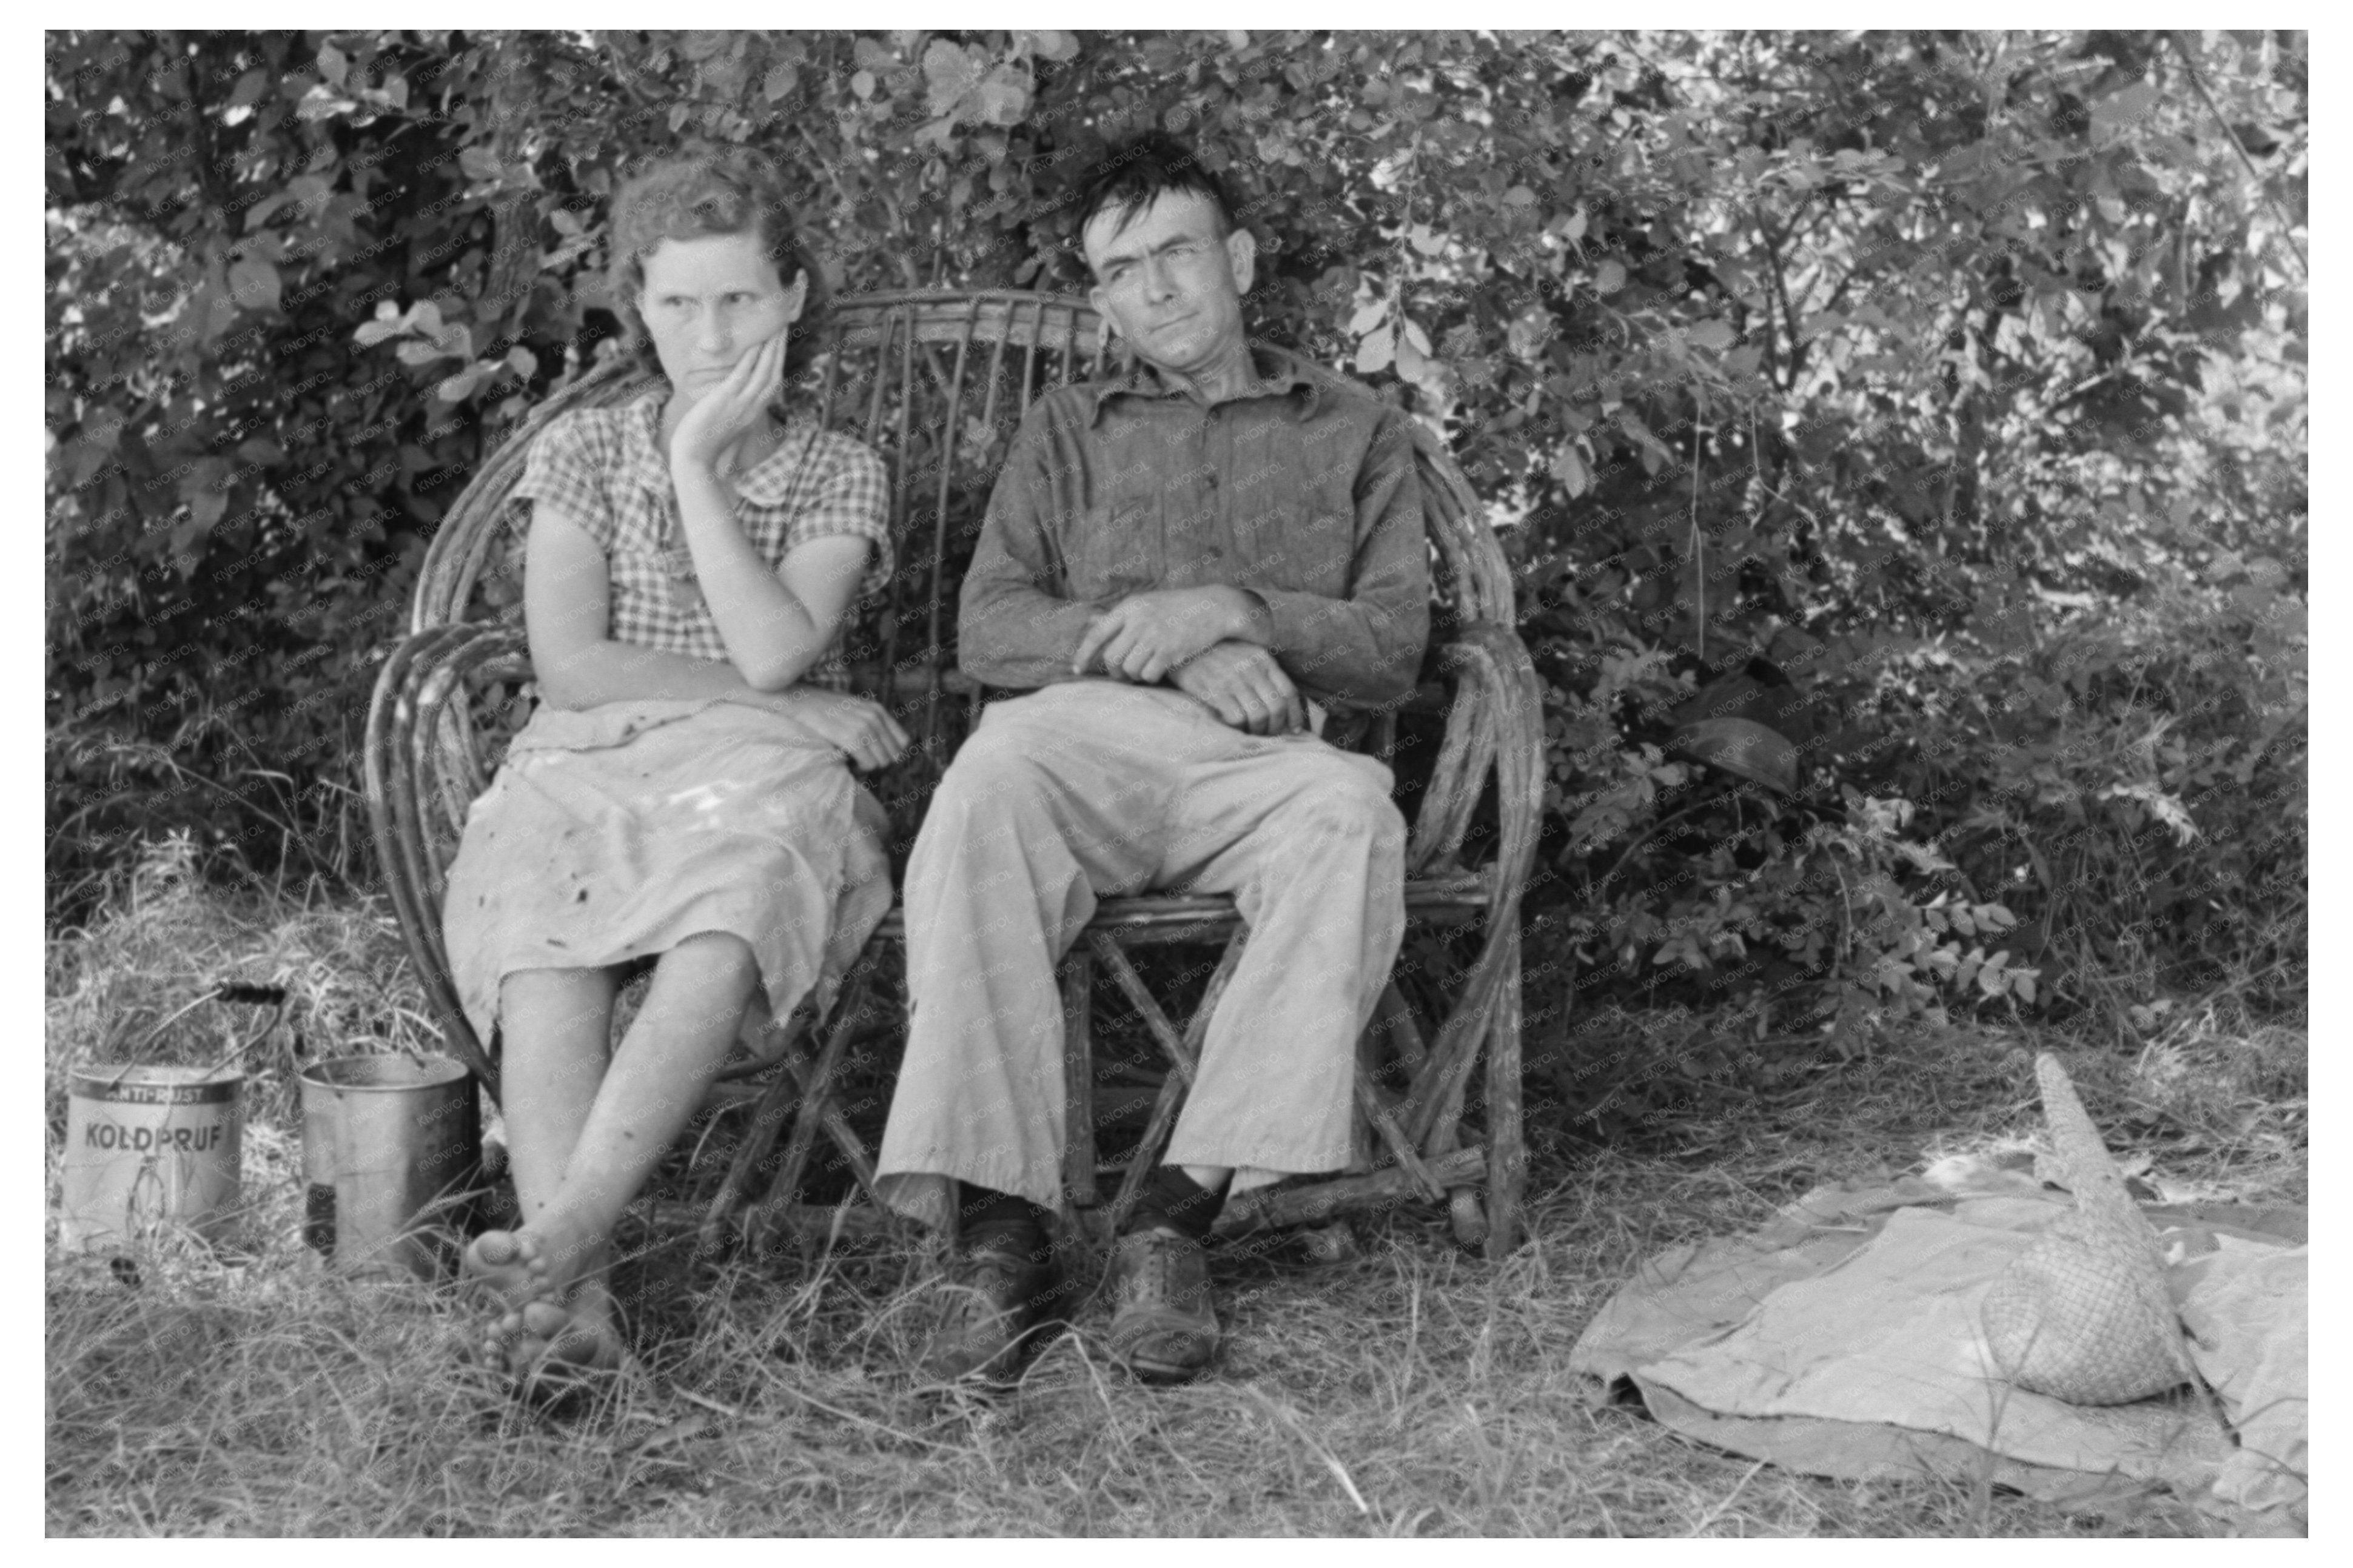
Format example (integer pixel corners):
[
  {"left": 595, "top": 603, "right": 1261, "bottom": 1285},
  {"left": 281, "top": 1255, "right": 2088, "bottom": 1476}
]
[{"left": 875, "top": 135, "right": 1429, "bottom": 1384}]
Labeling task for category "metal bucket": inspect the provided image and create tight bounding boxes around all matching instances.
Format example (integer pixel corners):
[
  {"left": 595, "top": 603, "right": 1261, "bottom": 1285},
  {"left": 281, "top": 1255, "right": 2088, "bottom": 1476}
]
[
  {"left": 61, "top": 1065, "right": 244, "bottom": 1250},
  {"left": 300, "top": 1056, "right": 480, "bottom": 1279},
  {"left": 298, "top": 1068, "right": 339, "bottom": 1254}
]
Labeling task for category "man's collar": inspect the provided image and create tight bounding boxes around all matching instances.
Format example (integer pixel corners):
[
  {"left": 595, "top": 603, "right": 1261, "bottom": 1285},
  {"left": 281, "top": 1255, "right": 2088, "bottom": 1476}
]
[
  {"left": 1087, "top": 342, "right": 1320, "bottom": 421},
  {"left": 620, "top": 389, "right": 813, "bottom": 506}
]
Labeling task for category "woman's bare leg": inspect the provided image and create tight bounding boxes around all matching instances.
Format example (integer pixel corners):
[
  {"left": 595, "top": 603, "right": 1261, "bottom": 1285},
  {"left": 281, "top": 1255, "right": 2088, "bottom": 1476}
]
[
  {"left": 465, "top": 965, "right": 616, "bottom": 1367},
  {"left": 466, "top": 934, "right": 762, "bottom": 1376}
]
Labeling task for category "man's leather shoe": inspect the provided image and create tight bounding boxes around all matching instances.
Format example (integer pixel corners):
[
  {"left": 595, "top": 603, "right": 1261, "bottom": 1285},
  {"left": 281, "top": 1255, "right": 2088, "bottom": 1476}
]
[
  {"left": 919, "top": 1235, "right": 1064, "bottom": 1384},
  {"left": 1104, "top": 1224, "right": 1219, "bottom": 1382}
]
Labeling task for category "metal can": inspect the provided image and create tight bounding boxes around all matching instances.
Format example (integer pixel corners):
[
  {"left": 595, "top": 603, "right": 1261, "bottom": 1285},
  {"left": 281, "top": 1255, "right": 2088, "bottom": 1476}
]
[{"left": 61, "top": 1065, "right": 244, "bottom": 1250}]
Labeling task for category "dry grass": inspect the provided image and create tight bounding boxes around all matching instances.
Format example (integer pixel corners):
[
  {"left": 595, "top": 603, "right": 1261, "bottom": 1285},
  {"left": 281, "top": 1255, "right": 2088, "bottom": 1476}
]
[
  {"left": 45, "top": 864, "right": 2304, "bottom": 1537},
  {"left": 44, "top": 833, "right": 441, "bottom": 1138}
]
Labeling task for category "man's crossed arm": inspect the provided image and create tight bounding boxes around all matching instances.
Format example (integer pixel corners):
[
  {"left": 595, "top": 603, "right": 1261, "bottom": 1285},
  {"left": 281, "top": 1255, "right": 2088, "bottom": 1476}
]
[
  {"left": 958, "top": 400, "right": 1429, "bottom": 732},
  {"left": 1070, "top": 586, "right": 1306, "bottom": 734}
]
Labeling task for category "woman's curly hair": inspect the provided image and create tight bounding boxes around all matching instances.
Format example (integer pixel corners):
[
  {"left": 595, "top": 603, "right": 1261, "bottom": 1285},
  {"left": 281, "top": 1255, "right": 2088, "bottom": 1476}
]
[{"left": 605, "top": 146, "right": 832, "bottom": 381}]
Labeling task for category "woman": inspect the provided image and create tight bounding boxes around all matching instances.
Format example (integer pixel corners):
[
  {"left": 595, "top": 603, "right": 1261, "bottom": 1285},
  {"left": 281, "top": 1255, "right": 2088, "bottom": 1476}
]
[{"left": 443, "top": 147, "right": 906, "bottom": 1391}]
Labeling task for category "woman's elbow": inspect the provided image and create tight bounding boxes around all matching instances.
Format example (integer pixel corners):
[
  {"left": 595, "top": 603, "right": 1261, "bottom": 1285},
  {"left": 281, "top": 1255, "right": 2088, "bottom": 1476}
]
[
  {"left": 526, "top": 649, "right": 593, "bottom": 711},
  {"left": 734, "top": 651, "right": 808, "bottom": 694},
  {"left": 735, "top": 618, "right": 841, "bottom": 692}
]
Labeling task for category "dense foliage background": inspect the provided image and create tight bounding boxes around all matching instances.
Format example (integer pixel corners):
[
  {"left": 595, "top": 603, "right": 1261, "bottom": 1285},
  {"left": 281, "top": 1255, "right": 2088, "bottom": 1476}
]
[{"left": 47, "top": 30, "right": 2306, "bottom": 1105}]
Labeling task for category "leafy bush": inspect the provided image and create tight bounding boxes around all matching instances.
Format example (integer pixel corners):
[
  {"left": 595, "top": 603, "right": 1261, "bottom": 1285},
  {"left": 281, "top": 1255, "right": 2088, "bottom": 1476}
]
[
  {"left": 1861, "top": 560, "right": 2307, "bottom": 1018},
  {"left": 1518, "top": 538, "right": 2303, "bottom": 1131},
  {"left": 47, "top": 31, "right": 2306, "bottom": 1124}
]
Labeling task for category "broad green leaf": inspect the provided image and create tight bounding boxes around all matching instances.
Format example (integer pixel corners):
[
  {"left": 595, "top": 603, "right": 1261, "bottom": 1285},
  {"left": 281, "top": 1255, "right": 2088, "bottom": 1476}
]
[
  {"left": 923, "top": 39, "right": 980, "bottom": 116},
  {"left": 189, "top": 486, "right": 228, "bottom": 532},
  {"left": 2092, "top": 81, "right": 2160, "bottom": 135},
  {"left": 974, "top": 65, "right": 1030, "bottom": 127},
  {"left": 241, "top": 191, "right": 294, "bottom": 232},
  {"left": 227, "top": 256, "right": 280, "bottom": 313},
  {"left": 295, "top": 84, "right": 355, "bottom": 122},
  {"left": 1549, "top": 444, "right": 1589, "bottom": 497},
  {"left": 1016, "top": 30, "right": 1079, "bottom": 61}
]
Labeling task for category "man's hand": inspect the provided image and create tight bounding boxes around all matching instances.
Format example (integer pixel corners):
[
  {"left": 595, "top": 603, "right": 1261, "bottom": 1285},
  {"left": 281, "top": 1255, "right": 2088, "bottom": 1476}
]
[
  {"left": 1168, "top": 642, "right": 1307, "bottom": 735},
  {"left": 1072, "top": 586, "right": 1265, "bottom": 684},
  {"left": 732, "top": 687, "right": 910, "bottom": 771}
]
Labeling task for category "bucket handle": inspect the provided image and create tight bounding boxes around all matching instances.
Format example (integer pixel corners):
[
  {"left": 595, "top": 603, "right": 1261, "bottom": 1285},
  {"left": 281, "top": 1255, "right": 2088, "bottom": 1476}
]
[{"left": 90, "top": 982, "right": 287, "bottom": 1089}]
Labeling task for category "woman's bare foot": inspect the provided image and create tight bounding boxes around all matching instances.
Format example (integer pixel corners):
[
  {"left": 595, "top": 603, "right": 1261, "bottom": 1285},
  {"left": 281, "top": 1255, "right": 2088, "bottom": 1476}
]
[
  {"left": 510, "top": 1279, "right": 630, "bottom": 1405},
  {"left": 462, "top": 1213, "right": 606, "bottom": 1374},
  {"left": 528, "top": 1277, "right": 626, "bottom": 1362}
]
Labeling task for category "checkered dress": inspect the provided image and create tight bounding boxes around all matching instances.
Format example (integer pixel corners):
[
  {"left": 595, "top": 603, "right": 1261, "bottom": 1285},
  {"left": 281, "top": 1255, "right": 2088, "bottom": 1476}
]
[{"left": 510, "top": 391, "right": 893, "bottom": 689}]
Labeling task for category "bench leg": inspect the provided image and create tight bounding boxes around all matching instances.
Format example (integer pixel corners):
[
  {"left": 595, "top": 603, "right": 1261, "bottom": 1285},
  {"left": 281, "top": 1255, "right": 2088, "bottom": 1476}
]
[
  {"left": 1482, "top": 929, "right": 1526, "bottom": 1259},
  {"left": 763, "top": 963, "right": 877, "bottom": 1222},
  {"left": 1353, "top": 1069, "right": 1446, "bottom": 1202},
  {"left": 1059, "top": 948, "right": 1096, "bottom": 1221},
  {"left": 702, "top": 1067, "right": 800, "bottom": 1251},
  {"left": 1093, "top": 927, "right": 1244, "bottom": 1237},
  {"left": 1377, "top": 982, "right": 1482, "bottom": 1239}
]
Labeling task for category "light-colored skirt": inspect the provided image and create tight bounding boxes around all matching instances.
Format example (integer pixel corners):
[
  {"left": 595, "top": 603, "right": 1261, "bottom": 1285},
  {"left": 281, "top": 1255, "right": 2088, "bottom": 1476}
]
[{"left": 440, "top": 698, "right": 891, "bottom": 1057}]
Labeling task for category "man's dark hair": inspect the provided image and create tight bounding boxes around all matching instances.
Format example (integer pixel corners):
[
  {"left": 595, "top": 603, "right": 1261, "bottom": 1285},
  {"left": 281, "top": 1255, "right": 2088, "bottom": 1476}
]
[{"left": 1074, "top": 133, "right": 1237, "bottom": 255}]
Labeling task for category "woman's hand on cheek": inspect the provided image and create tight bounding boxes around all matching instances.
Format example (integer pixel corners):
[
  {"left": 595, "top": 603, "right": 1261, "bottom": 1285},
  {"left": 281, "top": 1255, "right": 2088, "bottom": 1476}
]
[{"left": 668, "top": 333, "right": 786, "bottom": 474}]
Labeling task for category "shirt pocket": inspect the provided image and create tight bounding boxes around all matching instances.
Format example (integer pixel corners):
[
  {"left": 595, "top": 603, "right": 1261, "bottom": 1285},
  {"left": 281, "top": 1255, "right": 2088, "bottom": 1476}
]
[
  {"left": 1237, "top": 497, "right": 1355, "bottom": 598},
  {"left": 1069, "top": 485, "right": 1164, "bottom": 601}
]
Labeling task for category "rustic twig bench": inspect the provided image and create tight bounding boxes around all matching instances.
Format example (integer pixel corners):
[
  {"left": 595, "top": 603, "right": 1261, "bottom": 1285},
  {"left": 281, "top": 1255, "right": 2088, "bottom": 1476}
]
[{"left": 364, "top": 289, "right": 1542, "bottom": 1259}]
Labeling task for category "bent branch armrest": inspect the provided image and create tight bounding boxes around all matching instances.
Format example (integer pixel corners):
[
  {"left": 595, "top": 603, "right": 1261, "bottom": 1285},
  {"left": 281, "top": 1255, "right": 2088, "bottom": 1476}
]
[
  {"left": 1395, "top": 620, "right": 1545, "bottom": 1148},
  {"left": 1410, "top": 622, "right": 1546, "bottom": 900},
  {"left": 363, "top": 621, "right": 532, "bottom": 1094}
]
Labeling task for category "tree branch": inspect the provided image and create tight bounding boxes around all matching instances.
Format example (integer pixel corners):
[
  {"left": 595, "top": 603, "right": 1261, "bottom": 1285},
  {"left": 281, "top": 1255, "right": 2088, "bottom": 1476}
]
[{"left": 2164, "top": 30, "right": 2306, "bottom": 276}]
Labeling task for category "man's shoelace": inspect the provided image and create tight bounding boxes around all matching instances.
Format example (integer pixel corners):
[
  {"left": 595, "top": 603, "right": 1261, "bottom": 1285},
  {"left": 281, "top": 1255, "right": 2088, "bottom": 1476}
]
[{"left": 1116, "top": 1234, "right": 1203, "bottom": 1312}]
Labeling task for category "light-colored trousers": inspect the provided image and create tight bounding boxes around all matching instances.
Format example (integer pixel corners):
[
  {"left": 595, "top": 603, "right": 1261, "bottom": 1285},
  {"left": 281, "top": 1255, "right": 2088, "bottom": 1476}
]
[{"left": 875, "top": 680, "right": 1407, "bottom": 1230}]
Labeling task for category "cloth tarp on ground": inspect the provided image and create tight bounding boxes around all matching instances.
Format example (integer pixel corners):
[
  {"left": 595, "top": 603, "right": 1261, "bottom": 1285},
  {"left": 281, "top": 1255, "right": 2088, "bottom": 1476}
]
[{"left": 1569, "top": 1165, "right": 2306, "bottom": 1526}]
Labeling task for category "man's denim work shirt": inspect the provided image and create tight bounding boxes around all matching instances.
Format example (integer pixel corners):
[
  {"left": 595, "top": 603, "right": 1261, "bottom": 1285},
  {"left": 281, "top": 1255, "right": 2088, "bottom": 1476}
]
[{"left": 957, "top": 343, "right": 1431, "bottom": 713}]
